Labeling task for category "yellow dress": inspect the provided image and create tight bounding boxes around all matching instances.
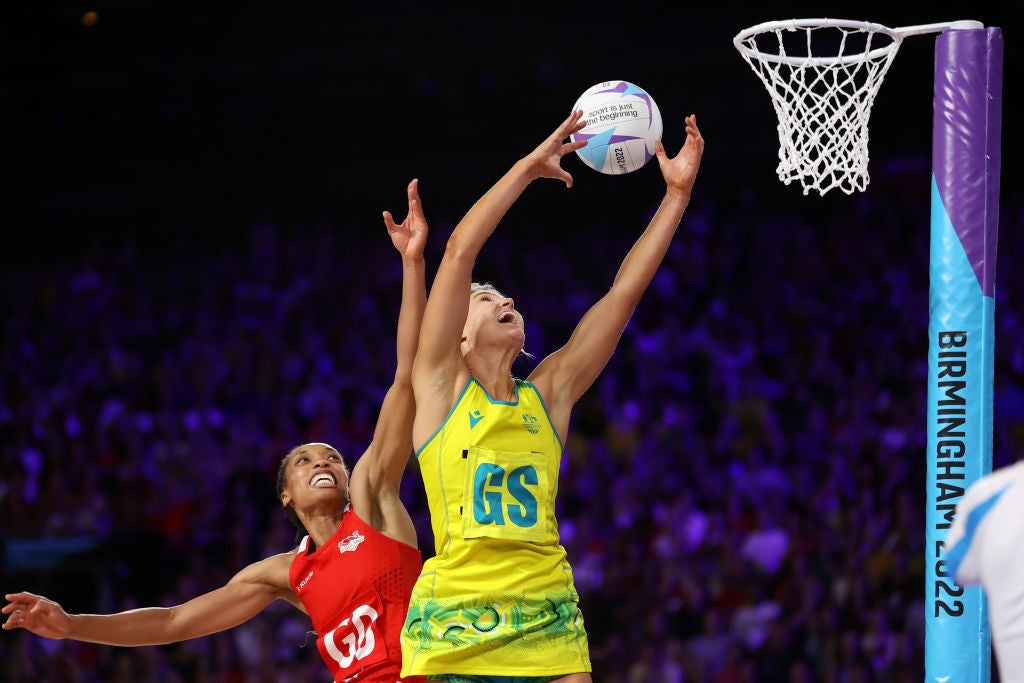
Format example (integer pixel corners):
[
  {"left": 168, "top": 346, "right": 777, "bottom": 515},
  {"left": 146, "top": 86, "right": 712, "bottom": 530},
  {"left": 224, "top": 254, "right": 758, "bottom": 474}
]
[{"left": 400, "top": 378, "right": 591, "bottom": 678}]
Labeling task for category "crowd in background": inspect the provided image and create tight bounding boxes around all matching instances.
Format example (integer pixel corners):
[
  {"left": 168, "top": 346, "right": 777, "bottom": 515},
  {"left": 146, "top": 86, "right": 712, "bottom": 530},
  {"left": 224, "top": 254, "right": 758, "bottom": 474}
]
[{"left": 2, "top": 160, "right": 1022, "bottom": 683}]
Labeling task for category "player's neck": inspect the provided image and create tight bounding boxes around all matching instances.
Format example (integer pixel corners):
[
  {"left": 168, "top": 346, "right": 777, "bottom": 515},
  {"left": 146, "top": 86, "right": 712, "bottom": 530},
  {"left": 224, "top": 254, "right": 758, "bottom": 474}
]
[{"left": 304, "top": 510, "right": 345, "bottom": 549}]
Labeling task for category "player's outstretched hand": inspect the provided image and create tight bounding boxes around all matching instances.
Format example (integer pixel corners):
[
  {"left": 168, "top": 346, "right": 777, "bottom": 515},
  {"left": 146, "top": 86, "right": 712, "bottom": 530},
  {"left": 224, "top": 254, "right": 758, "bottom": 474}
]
[
  {"left": 522, "top": 109, "right": 589, "bottom": 188},
  {"left": 655, "top": 114, "right": 704, "bottom": 201},
  {"left": 383, "top": 178, "right": 428, "bottom": 260},
  {"left": 2, "top": 592, "right": 73, "bottom": 639}
]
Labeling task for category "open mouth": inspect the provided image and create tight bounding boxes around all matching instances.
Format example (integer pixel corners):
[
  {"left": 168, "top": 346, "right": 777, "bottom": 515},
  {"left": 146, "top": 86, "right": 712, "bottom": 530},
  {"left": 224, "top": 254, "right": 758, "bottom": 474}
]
[
  {"left": 497, "top": 311, "right": 515, "bottom": 323},
  {"left": 309, "top": 472, "right": 336, "bottom": 488}
]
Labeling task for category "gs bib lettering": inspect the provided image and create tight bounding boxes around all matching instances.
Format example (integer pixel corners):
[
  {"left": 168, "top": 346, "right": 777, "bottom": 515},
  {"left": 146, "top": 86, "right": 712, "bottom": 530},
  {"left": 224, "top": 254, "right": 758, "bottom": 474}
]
[{"left": 461, "top": 446, "right": 550, "bottom": 543}]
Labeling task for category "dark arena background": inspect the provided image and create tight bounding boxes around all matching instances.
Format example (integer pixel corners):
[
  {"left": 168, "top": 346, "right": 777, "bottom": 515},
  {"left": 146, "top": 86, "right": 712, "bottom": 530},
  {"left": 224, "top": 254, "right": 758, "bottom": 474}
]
[{"left": 2, "top": 2, "right": 1021, "bottom": 681}]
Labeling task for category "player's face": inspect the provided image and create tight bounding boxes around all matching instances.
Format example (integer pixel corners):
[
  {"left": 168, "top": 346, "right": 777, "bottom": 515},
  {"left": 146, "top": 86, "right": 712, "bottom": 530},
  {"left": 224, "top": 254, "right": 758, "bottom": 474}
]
[
  {"left": 281, "top": 442, "right": 350, "bottom": 512},
  {"left": 462, "top": 288, "right": 525, "bottom": 353}
]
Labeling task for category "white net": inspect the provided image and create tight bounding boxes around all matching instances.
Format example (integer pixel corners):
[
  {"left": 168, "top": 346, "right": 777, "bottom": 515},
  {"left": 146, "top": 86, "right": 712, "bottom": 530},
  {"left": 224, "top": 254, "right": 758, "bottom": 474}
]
[{"left": 734, "top": 19, "right": 904, "bottom": 196}]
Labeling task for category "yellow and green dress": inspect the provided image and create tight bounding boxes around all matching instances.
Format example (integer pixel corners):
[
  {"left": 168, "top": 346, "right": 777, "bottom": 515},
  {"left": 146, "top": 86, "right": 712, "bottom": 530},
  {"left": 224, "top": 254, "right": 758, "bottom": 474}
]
[{"left": 400, "top": 377, "right": 591, "bottom": 678}]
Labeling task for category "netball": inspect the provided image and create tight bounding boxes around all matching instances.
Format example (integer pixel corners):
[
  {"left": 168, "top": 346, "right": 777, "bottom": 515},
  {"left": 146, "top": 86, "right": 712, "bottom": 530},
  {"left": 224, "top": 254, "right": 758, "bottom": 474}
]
[{"left": 570, "top": 80, "right": 663, "bottom": 175}]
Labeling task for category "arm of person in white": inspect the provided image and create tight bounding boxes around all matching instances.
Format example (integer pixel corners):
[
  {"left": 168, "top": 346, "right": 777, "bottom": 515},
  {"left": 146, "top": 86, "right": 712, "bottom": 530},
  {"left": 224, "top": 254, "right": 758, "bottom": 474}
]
[{"left": 945, "top": 461, "right": 1024, "bottom": 585}]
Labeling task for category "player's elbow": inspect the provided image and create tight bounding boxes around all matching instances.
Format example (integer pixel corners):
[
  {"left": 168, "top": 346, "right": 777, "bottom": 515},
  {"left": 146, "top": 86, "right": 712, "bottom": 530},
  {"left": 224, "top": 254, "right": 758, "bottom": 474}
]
[{"left": 442, "top": 230, "right": 483, "bottom": 264}]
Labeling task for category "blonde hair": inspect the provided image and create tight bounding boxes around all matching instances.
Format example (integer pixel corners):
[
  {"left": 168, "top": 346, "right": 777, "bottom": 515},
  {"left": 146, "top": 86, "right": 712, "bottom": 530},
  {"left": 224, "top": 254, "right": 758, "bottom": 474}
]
[{"left": 471, "top": 281, "right": 505, "bottom": 298}]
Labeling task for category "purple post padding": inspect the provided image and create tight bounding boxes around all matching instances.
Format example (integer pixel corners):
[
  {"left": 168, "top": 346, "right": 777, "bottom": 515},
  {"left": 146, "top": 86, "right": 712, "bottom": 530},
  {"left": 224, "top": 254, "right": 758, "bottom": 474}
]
[{"left": 932, "top": 28, "right": 1004, "bottom": 298}]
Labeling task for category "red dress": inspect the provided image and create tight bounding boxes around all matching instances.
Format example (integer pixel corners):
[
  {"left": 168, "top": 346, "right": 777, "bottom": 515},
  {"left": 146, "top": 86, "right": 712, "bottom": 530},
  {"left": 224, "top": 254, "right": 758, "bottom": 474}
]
[{"left": 290, "top": 507, "right": 425, "bottom": 683}]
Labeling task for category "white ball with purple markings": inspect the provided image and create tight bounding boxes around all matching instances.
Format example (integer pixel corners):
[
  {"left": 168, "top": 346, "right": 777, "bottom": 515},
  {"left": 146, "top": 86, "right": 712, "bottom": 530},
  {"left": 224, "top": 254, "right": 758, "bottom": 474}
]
[{"left": 570, "top": 80, "right": 663, "bottom": 175}]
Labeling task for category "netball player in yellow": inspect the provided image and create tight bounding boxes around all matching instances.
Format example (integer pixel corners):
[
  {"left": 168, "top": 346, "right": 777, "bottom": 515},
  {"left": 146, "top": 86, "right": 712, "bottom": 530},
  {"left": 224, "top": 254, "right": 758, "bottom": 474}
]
[{"left": 400, "top": 109, "right": 705, "bottom": 681}]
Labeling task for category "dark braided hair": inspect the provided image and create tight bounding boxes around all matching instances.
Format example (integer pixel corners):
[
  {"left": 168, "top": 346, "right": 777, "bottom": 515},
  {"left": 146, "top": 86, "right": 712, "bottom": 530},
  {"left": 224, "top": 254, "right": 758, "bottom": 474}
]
[{"left": 276, "top": 449, "right": 310, "bottom": 546}]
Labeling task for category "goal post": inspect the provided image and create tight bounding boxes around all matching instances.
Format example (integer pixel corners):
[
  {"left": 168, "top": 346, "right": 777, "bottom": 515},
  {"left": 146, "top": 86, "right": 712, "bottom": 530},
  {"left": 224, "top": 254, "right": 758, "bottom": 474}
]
[
  {"left": 734, "top": 18, "right": 1005, "bottom": 682},
  {"left": 926, "top": 25, "right": 1003, "bottom": 683}
]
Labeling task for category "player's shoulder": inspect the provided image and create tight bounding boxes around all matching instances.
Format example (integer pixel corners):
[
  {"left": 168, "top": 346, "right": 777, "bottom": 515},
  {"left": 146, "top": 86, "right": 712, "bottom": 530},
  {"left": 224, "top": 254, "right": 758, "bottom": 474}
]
[{"left": 238, "top": 550, "right": 296, "bottom": 584}]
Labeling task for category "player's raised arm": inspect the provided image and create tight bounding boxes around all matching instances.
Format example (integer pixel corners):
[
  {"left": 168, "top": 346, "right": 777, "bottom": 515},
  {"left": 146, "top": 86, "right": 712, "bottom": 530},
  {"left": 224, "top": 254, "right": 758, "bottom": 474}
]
[
  {"left": 530, "top": 115, "right": 704, "bottom": 428},
  {"left": 347, "top": 179, "right": 428, "bottom": 544},
  {"left": 411, "top": 110, "right": 587, "bottom": 445}
]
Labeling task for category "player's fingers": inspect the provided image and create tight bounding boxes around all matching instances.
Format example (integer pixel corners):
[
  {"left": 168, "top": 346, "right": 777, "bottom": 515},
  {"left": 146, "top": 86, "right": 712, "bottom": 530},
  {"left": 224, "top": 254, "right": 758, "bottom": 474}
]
[
  {"left": 2, "top": 610, "right": 24, "bottom": 628},
  {"left": 686, "top": 115, "right": 702, "bottom": 139},
  {"left": 565, "top": 139, "right": 587, "bottom": 154},
  {"left": 557, "top": 110, "right": 584, "bottom": 138},
  {"left": 3, "top": 592, "right": 33, "bottom": 604},
  {"left": 1, "top": 597, "right": 26, "bottom": 614},
  {"left": 408, "top": 180, "right": 423, "bottom": 213}
]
